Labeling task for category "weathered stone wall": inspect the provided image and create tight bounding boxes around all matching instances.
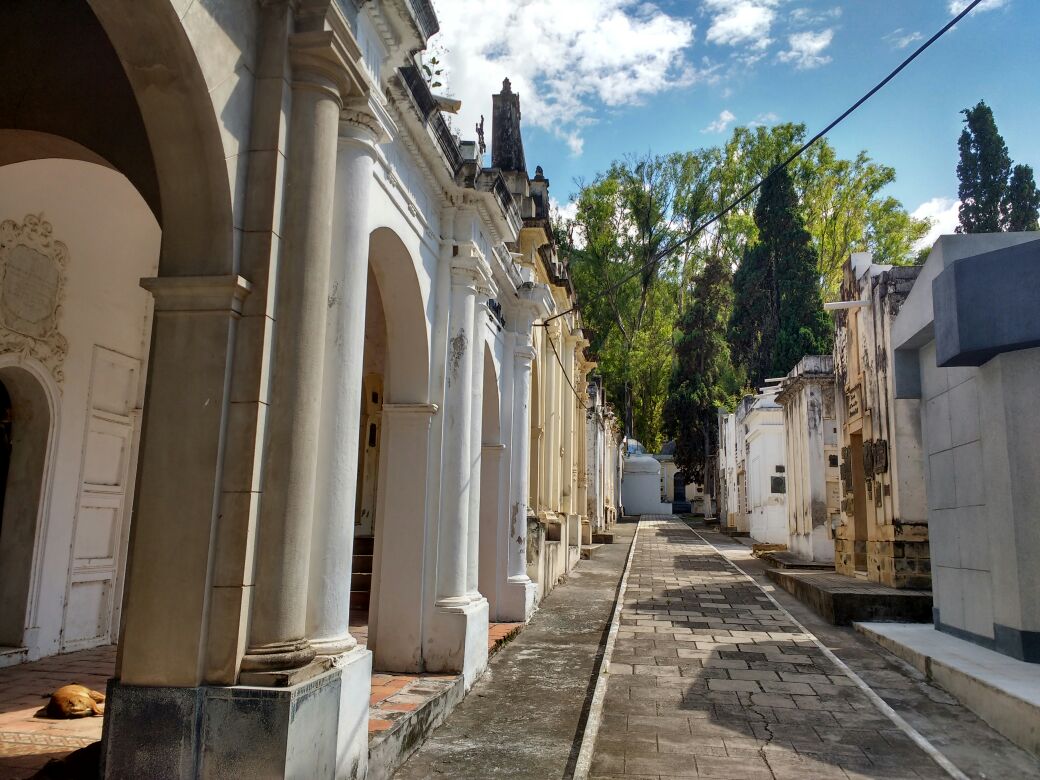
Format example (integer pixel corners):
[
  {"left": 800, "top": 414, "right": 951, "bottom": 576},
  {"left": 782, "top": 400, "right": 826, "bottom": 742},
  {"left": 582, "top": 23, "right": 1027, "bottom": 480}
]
[{"left": 833, "top": 256, "right": 929, "bottom": 589}]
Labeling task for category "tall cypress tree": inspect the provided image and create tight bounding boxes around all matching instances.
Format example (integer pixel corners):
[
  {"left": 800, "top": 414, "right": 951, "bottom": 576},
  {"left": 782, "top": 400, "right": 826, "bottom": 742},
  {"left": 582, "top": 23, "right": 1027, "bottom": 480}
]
[
  {"left": 957, "top": 101, "right": 1011, "bottom": 233},
  {"left": 729, "top": 166, "right": 831, "bottom": 388},
  {"left": 665, "top": 253, "right": 739, "bottom": 484},
  {"left": 729, "top": 243, "right": 776, "bottom": 389},
  {"left": 1005, "top": 164, "right": 1040, "bottom": 232}
]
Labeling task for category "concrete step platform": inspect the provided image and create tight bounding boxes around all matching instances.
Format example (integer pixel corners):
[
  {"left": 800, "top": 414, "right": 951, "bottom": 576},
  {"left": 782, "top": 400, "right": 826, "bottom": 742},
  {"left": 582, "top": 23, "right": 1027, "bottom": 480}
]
[
  {"left": 591, "top": 532, "right": 614, "bottom": 544},
  {"left": 719, "top": 527, "right": 750, "bottom": 538},
  {"left": 580, "top": 543, "right": 602, "bottom": 560},
  {"left": 765, "top": 568, "right": 932, "bottom": 625},
  {"left": 855, "top": 621, "right": 1040, "bottom": 758},
  {"left": 367, "top": 673, "right": 465, "bottom": 780},
  {"left": 759, "top": 550, "right": 835, "bottom": 571}
]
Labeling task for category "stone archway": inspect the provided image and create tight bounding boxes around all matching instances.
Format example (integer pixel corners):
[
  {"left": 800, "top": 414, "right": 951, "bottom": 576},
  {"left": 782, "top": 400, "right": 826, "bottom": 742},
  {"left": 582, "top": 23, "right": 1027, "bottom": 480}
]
[{"left": 0, "top": 362, "right": 56, "bottom": 648}]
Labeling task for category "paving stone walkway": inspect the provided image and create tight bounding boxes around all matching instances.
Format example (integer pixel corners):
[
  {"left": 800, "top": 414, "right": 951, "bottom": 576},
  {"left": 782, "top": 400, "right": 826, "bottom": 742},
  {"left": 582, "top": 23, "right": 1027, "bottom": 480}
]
[{"left": 591, "top": 517, "right": 948, "bottom": 779}]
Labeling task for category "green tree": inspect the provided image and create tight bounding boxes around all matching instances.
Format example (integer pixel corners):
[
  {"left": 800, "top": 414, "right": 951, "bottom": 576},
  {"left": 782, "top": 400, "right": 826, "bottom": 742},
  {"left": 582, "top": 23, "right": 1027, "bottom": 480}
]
[
  {"left": 1005, "top": 164, "right": 1040, "bottom": 231},
  {"left": 664, "top": 252, "right": 742, "bottom": 485},
  {"left": 957, "top": 101, "right": 1011, "bottom": 233},
  {"left": 561, "top": 153, "right": 710, "bottom": 450},
  {"left": 729, "top": 167, "right": 831, "bottom": 388}
]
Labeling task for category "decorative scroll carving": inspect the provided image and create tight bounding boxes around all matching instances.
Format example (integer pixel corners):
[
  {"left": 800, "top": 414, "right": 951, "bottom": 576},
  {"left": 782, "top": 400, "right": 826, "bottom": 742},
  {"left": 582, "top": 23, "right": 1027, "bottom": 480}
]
[{"left": 0, "top": 215, "right": 69, "bottom": 382}]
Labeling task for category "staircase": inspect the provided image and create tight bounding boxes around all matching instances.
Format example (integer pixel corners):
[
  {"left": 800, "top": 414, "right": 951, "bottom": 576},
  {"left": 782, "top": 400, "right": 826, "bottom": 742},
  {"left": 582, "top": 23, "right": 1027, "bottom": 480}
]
[{"left": 352, "top": 535, "right": 374, "bottom": 611}]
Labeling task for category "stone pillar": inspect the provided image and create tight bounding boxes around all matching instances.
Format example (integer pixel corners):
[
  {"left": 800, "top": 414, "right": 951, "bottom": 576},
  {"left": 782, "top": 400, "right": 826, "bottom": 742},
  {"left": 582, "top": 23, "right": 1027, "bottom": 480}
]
[
  {"left": 500, "top": 328, "right": 539, "bottom": 620},
  {"left": 306, "top": 114, "right": 379, "bottom": 657},
  {"left": 242, "top": 63, "right": 343, "bottom": 677},
  {"left": 426, "top": 245, "right": 490, "bottom": 684},
  {"left": 369, "top": 403, "right": 437, "bottom": 672},
  {"left": 466, "top": 287, "right": 492, "bottom": 599},
  {"left": 543, "top": 324, "right": 559, "bottom": 512}
]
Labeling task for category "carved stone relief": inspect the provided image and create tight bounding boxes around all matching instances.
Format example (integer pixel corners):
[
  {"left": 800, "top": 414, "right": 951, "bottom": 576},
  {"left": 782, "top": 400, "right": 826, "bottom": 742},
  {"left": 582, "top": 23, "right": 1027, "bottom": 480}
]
[{"left": 0, "top": 215, "right": 69, "bottom": 382}]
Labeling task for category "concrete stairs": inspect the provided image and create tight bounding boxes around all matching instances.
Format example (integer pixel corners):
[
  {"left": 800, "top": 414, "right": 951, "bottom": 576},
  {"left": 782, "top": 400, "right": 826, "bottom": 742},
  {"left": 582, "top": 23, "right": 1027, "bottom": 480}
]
[{"left": 351, "top": 535, "right": 374, "bottom": 611}]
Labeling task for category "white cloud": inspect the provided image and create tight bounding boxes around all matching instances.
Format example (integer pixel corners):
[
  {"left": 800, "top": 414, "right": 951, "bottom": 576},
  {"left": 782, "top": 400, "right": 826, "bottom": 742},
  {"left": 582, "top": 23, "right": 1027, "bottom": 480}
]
[
  {"left": 912, "top": 197, "right": 960, "bottom": 250},
  {"left": 703, "top": 109, "right": 736, "bottom": 134},
  {"left": 430, "top": 0, "right": 695, "bottom": 158},
  {"left": 778, "top": 29, "right": 834, "bottom": 69},
  {"left": 551, "top": 197, "right": 579, "bottom": 223},
  {"left": 748, "top": 111, "right": 780, "bottom": 127},
  {"left": 883, "top": 28, "right": 923, "bottom": 49},
  {"left": 789, "top": 6, "right": 843, "bottom": 27},
  {"left": 704, "top": 0, "right": 778, "bottom": 50},
  {"left": 948, "top": 0, "right": 1008, "bottom": 13}
]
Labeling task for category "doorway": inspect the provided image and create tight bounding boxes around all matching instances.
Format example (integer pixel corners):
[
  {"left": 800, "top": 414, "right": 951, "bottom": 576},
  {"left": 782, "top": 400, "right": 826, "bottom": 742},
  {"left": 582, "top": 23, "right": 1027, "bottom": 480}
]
[{"left": 849, "top": 431, "right": 869, "bottom": 573}]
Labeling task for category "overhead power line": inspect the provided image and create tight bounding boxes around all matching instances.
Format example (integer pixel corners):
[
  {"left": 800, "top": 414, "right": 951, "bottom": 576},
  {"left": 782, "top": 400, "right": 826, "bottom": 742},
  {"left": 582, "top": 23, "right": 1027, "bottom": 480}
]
[{"left": 542, "top": 0, "right": 986, "bottom": 327}]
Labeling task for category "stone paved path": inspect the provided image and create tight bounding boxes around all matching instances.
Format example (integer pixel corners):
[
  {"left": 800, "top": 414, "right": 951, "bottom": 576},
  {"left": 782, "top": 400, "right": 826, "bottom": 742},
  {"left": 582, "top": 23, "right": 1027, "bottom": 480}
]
[{"left": 591, "top": 517, "right": 949, "bottom": 779}]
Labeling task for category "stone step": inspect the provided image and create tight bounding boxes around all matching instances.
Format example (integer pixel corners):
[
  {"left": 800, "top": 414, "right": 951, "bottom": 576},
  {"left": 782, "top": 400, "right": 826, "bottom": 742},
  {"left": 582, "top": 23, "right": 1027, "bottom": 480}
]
[
  {"left": 351, "top": 572, "right": 372, "bottom": 591},
  {"left": 591, "top": 532, "right": 615, "bottom": 545},
  {"left": 766, "top": 568, "right": 932, "bottom": 626},
  {"left": 350, "top": 591, "right": 371, "bottom": 610},
  {"left": 719, "top": 527, "right": 750, "bottom": 538},
  {"left": 354, "top": 535, "right": 375, "bottom": 555},
  {"left": 580, "top": 544, "right": 602, "bottom": 560},
  {"left": 368, "top": 674, "right": 466, "bottom": 780},
  {"left": 760, "top": 550, "right": 835, "bottom": 571},
  {"left": 352, "top": 553, "right": 374, "bottom": 574}
]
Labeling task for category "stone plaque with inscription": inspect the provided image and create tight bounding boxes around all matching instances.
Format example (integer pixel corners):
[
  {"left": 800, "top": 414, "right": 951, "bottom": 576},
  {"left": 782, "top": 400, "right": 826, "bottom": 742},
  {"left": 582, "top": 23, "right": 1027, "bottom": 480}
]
[{"left": 0, "top": 214, "right": 69, "bottom": 382}]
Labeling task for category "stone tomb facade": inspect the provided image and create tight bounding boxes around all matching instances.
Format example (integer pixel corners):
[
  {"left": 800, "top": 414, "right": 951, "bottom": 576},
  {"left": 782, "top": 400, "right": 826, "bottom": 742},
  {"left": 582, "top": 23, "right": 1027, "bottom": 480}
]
[
  {"left": 739, "top": 386, "right": 788, "bottom": 545},
  {"left": 775, "top": 355, "right": 840, "bottom": 562},
  {"left": 892, "top": 233, "right": 1040, "bottom": 661},
  {"left": 0, "top": 2, "right": 614, "bottom": 777},
  {"left": 832, "top": 253, "right": 929, "bottom": 588}
]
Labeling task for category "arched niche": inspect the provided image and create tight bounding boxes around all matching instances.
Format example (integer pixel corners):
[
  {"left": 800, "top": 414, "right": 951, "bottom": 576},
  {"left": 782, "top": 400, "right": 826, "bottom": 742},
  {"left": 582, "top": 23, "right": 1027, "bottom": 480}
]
[
  {"left": 368, "top": 227, "right": 431, "bottom": 404},
  {"left": 0, "top": 360, "right": 58, "bottom": 647},
  {"left": 0, "top": 0, "right": 234, "bottom": 276}
]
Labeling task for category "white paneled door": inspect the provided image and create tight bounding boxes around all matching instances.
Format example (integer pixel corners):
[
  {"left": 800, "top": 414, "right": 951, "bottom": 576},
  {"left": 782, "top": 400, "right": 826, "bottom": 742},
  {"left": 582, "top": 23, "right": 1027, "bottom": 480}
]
[{"left": 61, "top": 347, "right": 140, "bottom": 651}]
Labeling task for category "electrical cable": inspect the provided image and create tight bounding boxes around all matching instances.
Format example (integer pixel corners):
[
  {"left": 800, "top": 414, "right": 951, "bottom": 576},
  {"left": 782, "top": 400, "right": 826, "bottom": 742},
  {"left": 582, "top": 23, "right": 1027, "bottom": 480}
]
[{"left": 541, "top": 0, "right": 986, "bottom": 326}]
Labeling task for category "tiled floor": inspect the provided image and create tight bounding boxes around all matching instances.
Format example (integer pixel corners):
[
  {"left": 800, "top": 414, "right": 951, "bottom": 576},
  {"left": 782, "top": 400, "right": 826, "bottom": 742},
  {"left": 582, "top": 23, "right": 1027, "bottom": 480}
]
[
  {"left": 0, "top": 619, "right": 524, "bottom": 776},
  {"left": 591, "top": 516, "right": 948, "bottom": 779},
  {"left": 0, "top": 645, "right": 114, "bottom": 779}
]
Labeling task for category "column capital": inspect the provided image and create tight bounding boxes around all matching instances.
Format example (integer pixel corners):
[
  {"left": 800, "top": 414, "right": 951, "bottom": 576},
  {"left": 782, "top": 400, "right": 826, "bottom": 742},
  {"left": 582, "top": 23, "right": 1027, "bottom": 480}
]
[
  {"left": 289, "top": 29, "right": 366, "bottom": 105},
  {"left": 451, "top": 243, "right": 494, "bottom": 292},
  {"left": 340, "top": 95, "right": 394, "bottom": 145},
  {"left": 141, "top": 275, "right": 252, "bottom": 315},
  {"left": 514, "top": 341, "right": 537, "bottom": 363}
]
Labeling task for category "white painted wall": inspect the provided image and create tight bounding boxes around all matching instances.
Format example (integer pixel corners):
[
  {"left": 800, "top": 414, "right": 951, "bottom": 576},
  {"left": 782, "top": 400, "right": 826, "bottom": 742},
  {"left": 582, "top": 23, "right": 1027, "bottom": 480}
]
[
  {"left": 0, "top": 159, "right": 160, "bottom": 660},
  {"left": 744, "top": 395, "right": 787, "bottom": 545}
]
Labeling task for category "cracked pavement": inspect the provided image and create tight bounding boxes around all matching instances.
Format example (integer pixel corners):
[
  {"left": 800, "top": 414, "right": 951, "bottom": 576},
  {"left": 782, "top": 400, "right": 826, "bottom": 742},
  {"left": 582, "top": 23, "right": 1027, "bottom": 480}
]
[{"left": 591, "top": 517, "right": 950, "bottom": 779}]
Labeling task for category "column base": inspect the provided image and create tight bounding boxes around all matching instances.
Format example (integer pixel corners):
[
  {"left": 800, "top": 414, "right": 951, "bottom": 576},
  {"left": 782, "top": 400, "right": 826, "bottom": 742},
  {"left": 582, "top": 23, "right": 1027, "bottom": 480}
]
[
  {"left": 102, "top": 649, "right": 372, "bottom": 779},
  {"left": 498, "top": 575, "right": 538, "bottom": 622},
  {"left": 425, "top": 596, "right": 489, "bottom": 688}
]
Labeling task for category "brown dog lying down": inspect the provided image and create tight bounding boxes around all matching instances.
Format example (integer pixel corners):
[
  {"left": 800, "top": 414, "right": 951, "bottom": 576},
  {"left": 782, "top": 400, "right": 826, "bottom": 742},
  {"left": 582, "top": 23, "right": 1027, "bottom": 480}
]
[{"left": 40, "top": 684, "right": 105, "bottom": 718}]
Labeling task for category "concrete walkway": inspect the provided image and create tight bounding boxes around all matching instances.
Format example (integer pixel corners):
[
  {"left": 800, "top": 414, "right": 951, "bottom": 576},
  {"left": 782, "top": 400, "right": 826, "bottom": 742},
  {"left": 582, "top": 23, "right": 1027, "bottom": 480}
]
[
  {"left": 394, "top": 522, "right": 637, "bottom": 779},
  {"left": 705, "top": 525, "right": 1040, "bottom": 780},
  {"left": 591, "top": 517, "right": 951, "bottom": 779}
]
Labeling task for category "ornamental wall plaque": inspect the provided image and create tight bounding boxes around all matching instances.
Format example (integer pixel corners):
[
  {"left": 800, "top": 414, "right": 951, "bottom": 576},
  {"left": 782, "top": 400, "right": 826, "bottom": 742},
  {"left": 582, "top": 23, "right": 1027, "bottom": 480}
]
[{"left": 0, "top": 215, "right": 69, "bottom": 383}]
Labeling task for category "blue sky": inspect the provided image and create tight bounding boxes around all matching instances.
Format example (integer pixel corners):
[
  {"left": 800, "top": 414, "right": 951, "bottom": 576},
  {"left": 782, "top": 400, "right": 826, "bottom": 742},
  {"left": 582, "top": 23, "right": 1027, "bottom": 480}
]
[{"left": 432, "top": 0, "right": 1039, "bottom": 245}]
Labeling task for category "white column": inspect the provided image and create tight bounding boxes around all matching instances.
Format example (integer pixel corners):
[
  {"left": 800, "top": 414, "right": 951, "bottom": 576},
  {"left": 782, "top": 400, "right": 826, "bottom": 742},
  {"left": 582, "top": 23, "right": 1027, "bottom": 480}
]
[
  {"left": 500, "top": 329, "right": 539, "bottom": 620},
  {"left": 306, "top": 115, "right": 379, "bottom": 656},
  {"left": 436, "top": 263, "right": 477, "bottom": 607},
  {"left": 426, "top": 245, "right": 490, "bottom": 683},
  {"left": 242, "top": 65, "right": 342, "bottom": 676},
  {"left": 466, "top": 287, "right": 491, "bottom": 599}
]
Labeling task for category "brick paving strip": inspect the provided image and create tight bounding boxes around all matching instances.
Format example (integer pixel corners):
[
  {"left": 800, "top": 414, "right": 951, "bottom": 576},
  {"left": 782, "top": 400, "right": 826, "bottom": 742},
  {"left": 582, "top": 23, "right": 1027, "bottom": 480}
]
[{"left": 590, "top": 517, "right": 957, "bottom": 780}]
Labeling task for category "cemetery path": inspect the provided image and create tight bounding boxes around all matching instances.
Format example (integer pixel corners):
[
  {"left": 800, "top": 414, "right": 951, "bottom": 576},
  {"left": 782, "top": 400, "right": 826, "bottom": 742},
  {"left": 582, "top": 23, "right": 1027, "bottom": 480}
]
[{"left": 590, "top": 516, "right": 952, "bottom": 780}]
